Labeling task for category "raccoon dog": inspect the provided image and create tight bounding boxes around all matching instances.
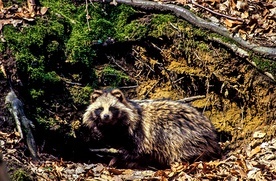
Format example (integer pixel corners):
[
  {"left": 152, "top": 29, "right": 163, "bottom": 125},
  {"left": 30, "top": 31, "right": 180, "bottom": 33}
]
[{"left": 83, "top": 88, "right": 221, "bottom": 167}]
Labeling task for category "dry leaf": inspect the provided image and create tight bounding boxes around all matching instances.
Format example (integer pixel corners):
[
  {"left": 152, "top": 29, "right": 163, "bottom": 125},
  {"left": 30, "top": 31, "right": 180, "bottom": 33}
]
[
  {"left": 40, "top": 7, "right": 48, "bottom": 15},
  {"left": 205, "top": 0, "right": 220, "bottom": 5},
  {"left": 241, "top": 11, "right": 249, "bottom": 19},
  {"left": 224, "top": 19, "right": 243, "bottom": 27},
  {"left": 108, "top": 168, "right": 124, "bottom": 175},
  {"left": 236, "top": 1, "right": 248, "bottom": 11},
  {"left": 230, "top": 0, "right": 236, "bottom": 9},
  {"left": 219, "top": 3, "right": 227, "bottom": 11},
  {"left": 268, "top": 7, "right": 276, "bottom": 17},
  {"left": 0, "top": 1, "right": 3, "bottom": 9},
  {"left": 176, "top": 0, "right": 187, "bottom": 5},
  {"left": 262, "top": 8, "right": 269, "bottom": 17},
  {"left": 253, "top": 131, "right": 266, "bottom": 138},
  {"left": 248, "top": 146, "right": 261, "bottom": 158},
  {"left": 122, "top": 169, "right": 133, "bottom": 175}
]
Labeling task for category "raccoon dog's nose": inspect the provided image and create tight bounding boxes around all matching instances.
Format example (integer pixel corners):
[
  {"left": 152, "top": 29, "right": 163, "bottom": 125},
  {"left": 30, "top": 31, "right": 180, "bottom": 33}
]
[{"left": 103, "top": 114, "right": 110, "bottom": 119}]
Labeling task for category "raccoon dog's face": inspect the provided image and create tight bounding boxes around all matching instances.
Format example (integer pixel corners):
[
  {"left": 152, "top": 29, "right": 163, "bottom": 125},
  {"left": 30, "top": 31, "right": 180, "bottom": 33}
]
[{"left": 83, "top": 89, "right": 130, "bottom": 127}]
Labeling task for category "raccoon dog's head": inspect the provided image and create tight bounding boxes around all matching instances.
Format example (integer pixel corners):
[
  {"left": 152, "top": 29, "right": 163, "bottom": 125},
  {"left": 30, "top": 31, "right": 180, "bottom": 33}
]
[{"left": 83, "top": 89, "right": 133, "bottom": 128}]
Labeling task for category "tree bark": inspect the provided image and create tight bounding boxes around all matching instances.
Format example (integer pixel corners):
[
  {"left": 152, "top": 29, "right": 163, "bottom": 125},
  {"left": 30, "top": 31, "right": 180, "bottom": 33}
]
[{"left": 5, "top": 91, "right": 38, "bottom": 159}]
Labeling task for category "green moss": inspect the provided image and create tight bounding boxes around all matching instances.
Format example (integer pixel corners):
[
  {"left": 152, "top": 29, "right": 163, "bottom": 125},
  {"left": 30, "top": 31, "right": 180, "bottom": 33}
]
[
  {"left": 252, "top": 56, "right": 276, "bottom": 76},
  {"left": 111, "top": 5, "right": 137, "bottom": 40},
  {"left": 209, "top": 32, "right": 236, "bottom": 45},
  {"left": 46, "top": 40, "right": 60, "bottom": 53},
  {"left": 69, "top": 86, "right": 93, "bottom": 106},
  {"left": 30, "top": 89, "right": 45, "bottom": 100},
  {"left": 149, "top": 14, "right": 176, "bottom": 38},
  {"left": 101, "top": 66, "right": 129, "bottom": 87},
  {"left": 121, "top": 21, "right": 148, "bottom": 40},
  {"left": 6, "top": 0, "right": 26, "bottom": 6},
  {"left": 36, "top": 116, "right": 61, "bottom": 130},
  {"left": 197, "top": 43, "right": 210, "bottom": 51},
  {"left": 11, "top": 169, "right": 32, "bottom": 181}
]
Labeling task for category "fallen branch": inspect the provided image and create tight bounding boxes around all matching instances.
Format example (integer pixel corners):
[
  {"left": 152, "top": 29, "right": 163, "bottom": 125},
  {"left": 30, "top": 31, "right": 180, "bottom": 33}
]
[
  {"left": 178, "top": 95, "right": 206, "bottom": 102},
  {"left": 89, "top": 148, "right": 124, "bottom": 154},
  {"left": 92, "top": 0, "right": 276, "bottom": 60},
  {"left": 5, "top": 91, "right": 38, "bottom": 159},
  {"left": 133, "top": 95, "right": 205, "bottom": 103}
]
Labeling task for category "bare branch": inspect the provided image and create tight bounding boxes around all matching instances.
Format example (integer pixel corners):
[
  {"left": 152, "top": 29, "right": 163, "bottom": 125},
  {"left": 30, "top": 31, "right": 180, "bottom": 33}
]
[
  {"left": 133, "top": 95, "right": 205, "bottom": 103},
  {"left": 89, "top": 148, "right": 124, "bottom": 154},
  {"left": 191, "top": 0, "right": 243, "bottom": 21},
  {"left": 85, "top": 0, "right": 91, "bottom": 30}
]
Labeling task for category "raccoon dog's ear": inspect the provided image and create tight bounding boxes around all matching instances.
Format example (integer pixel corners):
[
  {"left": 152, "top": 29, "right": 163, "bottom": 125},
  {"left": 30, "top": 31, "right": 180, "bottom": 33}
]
[
  {"left": 111, "top": 89, "right": 126, "bottom": 103},
  {"left": 90, "top": 90, "right": 103, "bottom": 102}
]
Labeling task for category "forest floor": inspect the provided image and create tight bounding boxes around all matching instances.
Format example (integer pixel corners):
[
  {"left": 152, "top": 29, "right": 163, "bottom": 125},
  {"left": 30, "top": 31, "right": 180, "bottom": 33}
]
[{"left": 0, "top": 126, "right": 276, "bottom": 180}]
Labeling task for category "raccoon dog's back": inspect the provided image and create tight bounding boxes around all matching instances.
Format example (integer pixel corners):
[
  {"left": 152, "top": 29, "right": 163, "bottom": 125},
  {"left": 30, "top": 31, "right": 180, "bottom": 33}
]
[{"left": 83, "top": 89, "right": 221, "bottom": 167}]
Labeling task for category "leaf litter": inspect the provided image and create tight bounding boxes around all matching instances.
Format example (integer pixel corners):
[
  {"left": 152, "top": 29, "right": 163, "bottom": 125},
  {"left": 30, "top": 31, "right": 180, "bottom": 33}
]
[
  {"left": 1, "top": 129, "right": 275, "bottom": 180},
  {"left": 174, "top": 0, "right": 276, "bottom": 47}
]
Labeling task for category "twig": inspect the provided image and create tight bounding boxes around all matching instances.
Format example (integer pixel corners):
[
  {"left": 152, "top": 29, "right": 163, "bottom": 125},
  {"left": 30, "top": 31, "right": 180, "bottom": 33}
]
[
  {"left": 88, "top": 0, "right": 97, "bottom": 8},
  {"left": 59, "top": 75, "right": 82, "bottom": 86},
  {"left": 169, "top": 22, "right": 180, "bottom": 32},
  {"left": 178, "top": 95, "right": 205, "bottom": 102},
  {"left": 63, "top": 79, "right": 82, "bottom": 86},
  {"left": 85, "top": 0, "right": 91, "bottom": 30},
  {"left": 191, "top": 0, "right": 243, "bottom": 21},
  {"left": 133, "top": 95, "right": 205, "bottom": 103},
  {"left": 151, "top": 42, "right": 162, "bottom": 52},
  {"left": 119, "top": 85, "right": 139, "bottom": 89},
  {"left": 173, "top": 76, "right": 185, "bottom": 83},
  {"left": 89, "top": 148, "right": 124, "bottom": 154},
  {"left": 107, "top": 55, "right": 127, "bottom": 72}
]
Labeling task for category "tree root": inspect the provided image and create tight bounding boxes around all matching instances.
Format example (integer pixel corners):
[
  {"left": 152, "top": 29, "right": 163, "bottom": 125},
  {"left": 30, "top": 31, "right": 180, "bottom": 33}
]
[{"left": 5, "top": 91, "right": 38, "bottom": 159}]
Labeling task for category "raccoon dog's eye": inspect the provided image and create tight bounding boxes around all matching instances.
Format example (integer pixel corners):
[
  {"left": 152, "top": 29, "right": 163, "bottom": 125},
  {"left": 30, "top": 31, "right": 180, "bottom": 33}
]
[
  {"left": 109, "top": 106, "right": 119, "bottom": 113},
  {"left": 95, "top": 107, "right": 103, "bottom": 116},
  {"left": 96, "top": 107, "right": 104, "bottom": 111}
]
